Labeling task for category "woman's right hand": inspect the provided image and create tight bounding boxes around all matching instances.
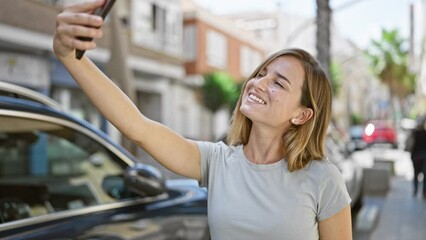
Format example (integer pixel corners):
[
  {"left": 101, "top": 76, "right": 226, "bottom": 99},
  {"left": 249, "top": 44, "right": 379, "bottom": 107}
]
[{"left": 53, "top": 0, "right": 106, "bottom": 59}]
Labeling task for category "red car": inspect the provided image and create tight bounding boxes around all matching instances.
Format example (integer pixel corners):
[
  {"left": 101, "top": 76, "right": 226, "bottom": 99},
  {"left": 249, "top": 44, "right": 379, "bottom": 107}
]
[{"left": 362, "top": 121, "right": 398, "bottom": 148}]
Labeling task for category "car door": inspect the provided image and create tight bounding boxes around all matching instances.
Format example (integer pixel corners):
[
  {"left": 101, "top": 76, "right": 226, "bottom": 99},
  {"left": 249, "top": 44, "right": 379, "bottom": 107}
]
[
  {"left": 0, "top": 112, "right": 208, "bottom": 239},
  {"left": 0, "top": 112, "right": 129, "bottom": 235}
]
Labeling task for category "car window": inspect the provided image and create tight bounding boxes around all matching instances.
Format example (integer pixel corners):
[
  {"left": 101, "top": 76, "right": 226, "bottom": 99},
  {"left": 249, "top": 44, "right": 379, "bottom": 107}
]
[
  {"left": 349, "top": 126, "right": 364, "bottom": 138},
  {"left": 0, "top": 115, "right": 126, "bottom": 223}
]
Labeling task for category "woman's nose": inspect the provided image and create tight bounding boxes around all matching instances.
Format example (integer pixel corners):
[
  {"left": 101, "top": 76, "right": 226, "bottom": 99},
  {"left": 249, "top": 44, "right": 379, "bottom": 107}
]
[{"left": 253, "top": 75, "right": 268, "bottom": 91}]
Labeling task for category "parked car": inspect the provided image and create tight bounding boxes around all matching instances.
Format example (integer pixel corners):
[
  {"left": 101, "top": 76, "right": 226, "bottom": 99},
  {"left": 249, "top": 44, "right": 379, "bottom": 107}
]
[
  {"left": 0, "top": 82, "right": 208, "bottom": 240},
  {"left": 347, "top": 125, "right": 368, "bottom": 152},
  {"left": 326, "top": 126, "right": 364, "bottom": 211},
  {"left": 362, "top": 120, "right": 398, "bottom": 148}
]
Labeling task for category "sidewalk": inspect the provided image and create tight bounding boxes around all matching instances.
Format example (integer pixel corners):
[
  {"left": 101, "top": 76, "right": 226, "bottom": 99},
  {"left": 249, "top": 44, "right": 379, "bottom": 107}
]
[{"left": 354, "top": 177, "right": 426, "bottom": 240}]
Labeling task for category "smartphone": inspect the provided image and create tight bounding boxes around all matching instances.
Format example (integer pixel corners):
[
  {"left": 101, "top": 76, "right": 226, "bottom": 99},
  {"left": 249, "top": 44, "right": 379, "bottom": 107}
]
[{"left": 75, "top": 0, "right": 117, "bottom": 60}]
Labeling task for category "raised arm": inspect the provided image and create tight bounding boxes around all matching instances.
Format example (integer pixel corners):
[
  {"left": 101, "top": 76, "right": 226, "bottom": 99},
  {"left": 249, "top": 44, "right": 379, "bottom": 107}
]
[
  {"left": 53, "top": 0, "right": 201, "bottom": 180},
  {"left": 318, "top": 205, "right": 352, "bottom": 240}
]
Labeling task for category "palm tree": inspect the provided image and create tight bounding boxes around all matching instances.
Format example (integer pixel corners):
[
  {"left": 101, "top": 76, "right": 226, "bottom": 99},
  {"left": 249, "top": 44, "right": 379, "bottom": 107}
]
[
  {"left": 330, "top": 61, "right": 343, "bottom": 96},
  {"left": 316, "top": 0, "right": 367, "bottom": 86},
  {"left": 364, "top": 29, "right": 416, "bottom": 119},
  {"left": 316, "top": 0, "right": 332, "bottom": 80}
]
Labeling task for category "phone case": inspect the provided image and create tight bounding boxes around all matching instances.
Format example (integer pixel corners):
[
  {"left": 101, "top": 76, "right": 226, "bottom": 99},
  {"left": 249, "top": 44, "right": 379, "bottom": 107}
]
[{"left": 75, "top": 0, "right": 117, "bottom": 60}]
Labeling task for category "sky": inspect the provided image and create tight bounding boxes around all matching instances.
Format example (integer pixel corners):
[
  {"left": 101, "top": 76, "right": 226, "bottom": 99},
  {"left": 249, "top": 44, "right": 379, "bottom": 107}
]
[{"left": 193, "top": 0, "right": 424, "bottom": 52}]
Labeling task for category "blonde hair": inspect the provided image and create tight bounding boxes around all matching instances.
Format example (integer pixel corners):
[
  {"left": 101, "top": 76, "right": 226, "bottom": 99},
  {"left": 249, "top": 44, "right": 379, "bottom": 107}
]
[{"left": 227, "top": 48, "right": 332, "bottom": 172}]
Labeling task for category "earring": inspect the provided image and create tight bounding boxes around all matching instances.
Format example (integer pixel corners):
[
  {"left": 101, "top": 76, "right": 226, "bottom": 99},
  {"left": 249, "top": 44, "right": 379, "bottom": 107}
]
[{"left": 291, "top": 118, "right": 297, "bottom": 124}]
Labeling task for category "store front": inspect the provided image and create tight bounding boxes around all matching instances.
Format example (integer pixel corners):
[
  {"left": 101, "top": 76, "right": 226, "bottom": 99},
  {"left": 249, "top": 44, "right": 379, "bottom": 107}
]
[{"left": 0, "top": 52, "right": 50, "bottom": 94}]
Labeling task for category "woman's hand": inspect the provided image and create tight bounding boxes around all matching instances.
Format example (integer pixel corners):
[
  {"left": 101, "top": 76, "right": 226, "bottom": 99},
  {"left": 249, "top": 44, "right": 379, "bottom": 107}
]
[{"left": 53, "top": 0, "right": 105, "bottom": 59}]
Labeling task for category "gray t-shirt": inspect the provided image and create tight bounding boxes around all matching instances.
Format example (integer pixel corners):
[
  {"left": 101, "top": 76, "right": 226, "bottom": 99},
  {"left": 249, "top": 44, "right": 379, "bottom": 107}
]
[{"left": 197, "top": 141, "right": 351, "bottom": 240}]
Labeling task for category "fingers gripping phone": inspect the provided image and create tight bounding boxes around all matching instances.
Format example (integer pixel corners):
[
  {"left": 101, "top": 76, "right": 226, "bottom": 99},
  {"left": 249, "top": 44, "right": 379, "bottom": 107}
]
[{"left": 75, "top": 0, "right": 117, "bottom": 60}]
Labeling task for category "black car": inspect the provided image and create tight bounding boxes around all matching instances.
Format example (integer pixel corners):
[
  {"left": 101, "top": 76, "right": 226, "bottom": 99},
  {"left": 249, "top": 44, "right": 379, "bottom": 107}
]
[
  {"left": 347, "top": 125, "right": 368, "bottom": 152},
  {"left": 0, "top": 82, "right": 208, "bottom": 240}
]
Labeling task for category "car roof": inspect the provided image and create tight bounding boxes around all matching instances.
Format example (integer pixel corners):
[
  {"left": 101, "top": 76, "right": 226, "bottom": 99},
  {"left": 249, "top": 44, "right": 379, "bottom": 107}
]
[
  {"left": 0, "top": 81, "right": 63, "bottom": 110},
  {"left": 0, "top": 95, "right": 137, "bottom": 165},
  {"left": 367, "top": 120, "right": 394, "bottom": 128}
]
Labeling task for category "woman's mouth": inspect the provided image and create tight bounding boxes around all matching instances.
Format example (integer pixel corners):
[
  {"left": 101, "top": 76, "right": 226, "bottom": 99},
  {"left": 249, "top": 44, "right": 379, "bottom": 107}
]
[{"left": 248, "top": 93, "right": 266, "bottom": 105}]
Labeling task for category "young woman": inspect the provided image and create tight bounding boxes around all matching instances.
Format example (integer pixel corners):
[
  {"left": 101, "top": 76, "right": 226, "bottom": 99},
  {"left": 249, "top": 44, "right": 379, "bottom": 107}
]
[{"left": 53, "top": 1, "right": 352, "bottom": 239}]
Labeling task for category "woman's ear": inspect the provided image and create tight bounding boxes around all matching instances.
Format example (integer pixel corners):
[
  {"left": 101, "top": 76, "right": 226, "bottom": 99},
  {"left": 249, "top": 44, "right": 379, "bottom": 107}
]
[{"left": 292, "top": 108, "right": 313, "bottom": 125}]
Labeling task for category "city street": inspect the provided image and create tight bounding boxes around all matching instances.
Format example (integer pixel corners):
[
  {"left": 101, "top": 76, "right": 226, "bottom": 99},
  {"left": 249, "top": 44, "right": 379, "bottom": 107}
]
[
  {"left": 353, "top": 147, "right": 426, "bottom": 240},
  {"left": 0, "top": 1, "right": 425, "bottom": 239}
]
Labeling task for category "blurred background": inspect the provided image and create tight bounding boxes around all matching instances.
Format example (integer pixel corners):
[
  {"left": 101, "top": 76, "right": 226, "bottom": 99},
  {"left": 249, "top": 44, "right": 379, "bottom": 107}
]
[{"left": 0, "top": 0, "right": 425, "bottom": 238}]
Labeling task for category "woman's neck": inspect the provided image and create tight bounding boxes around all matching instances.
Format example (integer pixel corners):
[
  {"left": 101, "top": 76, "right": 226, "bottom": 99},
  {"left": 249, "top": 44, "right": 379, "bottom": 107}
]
[{"left": 244, "top": 127, "right": 284, "bottom": 164}]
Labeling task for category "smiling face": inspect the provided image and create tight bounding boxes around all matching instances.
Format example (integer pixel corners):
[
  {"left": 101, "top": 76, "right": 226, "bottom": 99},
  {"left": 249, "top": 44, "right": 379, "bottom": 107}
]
[
  {"left": 239, "top": 56, "right": 307, "bottom": 129},
  {"left": 228, "top": 48, "right": 332, "bottom": 171}
]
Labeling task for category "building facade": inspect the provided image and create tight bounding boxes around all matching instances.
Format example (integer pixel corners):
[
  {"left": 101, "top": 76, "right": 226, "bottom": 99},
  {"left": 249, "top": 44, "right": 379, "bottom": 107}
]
[
  {"left": 417, "top": 0, "right": 426, "bottom": 114},
  {"left": 226, "top": 10, "right": 384, "bottom": 128},
  {"left": 0, "top": 0, "right": 270, "bottom": 177},
  {"left": 0, "top": 0, "right": 189, "bottom": 174},
  {"left": 182, "top": 0, "right": 266, "bottom": 139}
]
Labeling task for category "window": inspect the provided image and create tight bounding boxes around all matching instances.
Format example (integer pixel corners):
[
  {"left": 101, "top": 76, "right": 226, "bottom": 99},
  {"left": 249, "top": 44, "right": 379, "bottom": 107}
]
[
  {"left": 184, "top": 25, "right": 197, "bottom": 61},
  {"left": 131, "top": 0, "right": 182, "bottom": 56},
  {"left": 132, "top": 0, "right": 152, "bottom": 32},
  {"left": 152, "top": 4, "right": 166, "bottom": 36},
  {"left": 206, "top": 30, "right": 228, "bottom": 69},
  {"left": 0, "top": 116, "right": 125, "bottom": 223},
  {"left": 240, "top": 46, "right": 251, "bottom": 76},
  {"left": 51, "top": 87, "right": 104, "bottom": 130},
  {"left": 240, "top": 46, "right": 262, "bottom": 77},
  {"left": 165, "top": 7, "right": 183, "bottom": 55}
]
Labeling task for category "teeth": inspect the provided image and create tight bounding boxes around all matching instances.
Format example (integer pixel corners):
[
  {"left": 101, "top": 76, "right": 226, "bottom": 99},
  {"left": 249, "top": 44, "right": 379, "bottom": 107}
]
[{"left": 249, "top": 94, "right": 266, "bottom": 104}]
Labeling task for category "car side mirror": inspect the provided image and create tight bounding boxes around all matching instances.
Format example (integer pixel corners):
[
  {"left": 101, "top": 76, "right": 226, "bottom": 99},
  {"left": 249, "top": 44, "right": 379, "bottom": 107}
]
[
  {"left": 102, "top": 174, "right": 132, "bottom": 200},
  {"left": 124, "top": 163, "right": 166, "bottom": 197}
]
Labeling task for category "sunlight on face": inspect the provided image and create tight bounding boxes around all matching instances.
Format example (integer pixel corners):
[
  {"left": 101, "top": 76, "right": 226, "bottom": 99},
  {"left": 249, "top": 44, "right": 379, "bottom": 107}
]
[{"left": 240, "top": 56, "right": 305, "bottom": 129}]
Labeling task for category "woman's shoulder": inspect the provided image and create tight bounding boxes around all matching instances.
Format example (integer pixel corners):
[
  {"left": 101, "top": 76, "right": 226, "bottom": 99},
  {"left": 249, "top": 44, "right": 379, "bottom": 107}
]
[
  {"left": 195, "top": 140, "right": 241, "bottom": 156},
  {"left": 304, "top": 159, "right": 341, "bottom": 177},
  {"left": 196, "top": 140, "right": 232, "bottom": 150}
]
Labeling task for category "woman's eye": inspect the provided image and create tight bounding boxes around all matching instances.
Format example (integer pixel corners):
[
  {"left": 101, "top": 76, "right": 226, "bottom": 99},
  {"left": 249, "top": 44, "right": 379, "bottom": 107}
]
[
  {"left": 257, "top": 72, "right": 266, "bottom": 78},
  {"left": 274, "top": 81, "right": 284, "bottom": 88}
]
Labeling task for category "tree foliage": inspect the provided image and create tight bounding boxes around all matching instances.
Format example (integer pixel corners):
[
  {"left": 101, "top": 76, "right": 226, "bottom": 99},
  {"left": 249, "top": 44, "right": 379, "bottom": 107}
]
[
  {"left": 330, "top": 61, "right": 343, "bottom": 96},
  {"left": 201, "top": 72, "right": 240, "bottom": 113},
  {"left": 364, "top": 29, "right": 416, "bottom": 99}
]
